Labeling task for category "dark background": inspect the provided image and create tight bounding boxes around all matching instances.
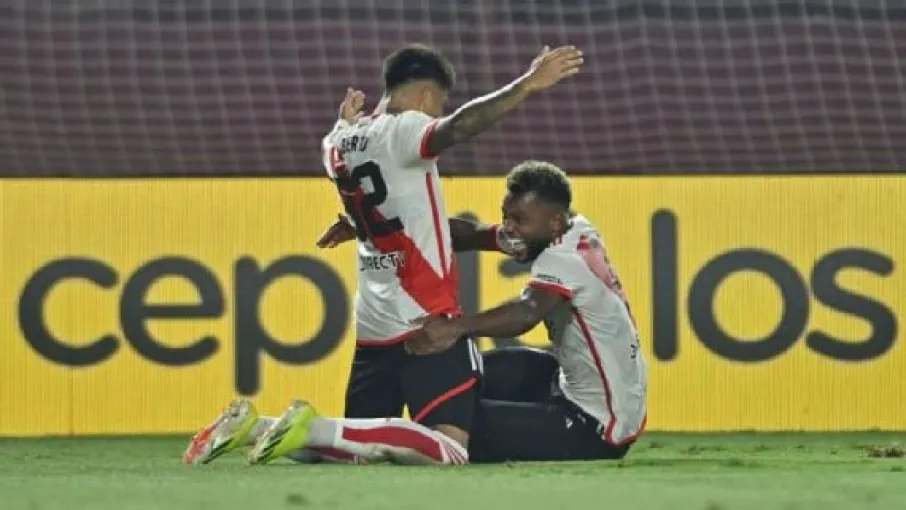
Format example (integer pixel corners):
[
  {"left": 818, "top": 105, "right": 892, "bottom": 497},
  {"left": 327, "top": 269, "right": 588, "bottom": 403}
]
[{"left": 3, "top": 0, "right": 906, "bottom": 176}]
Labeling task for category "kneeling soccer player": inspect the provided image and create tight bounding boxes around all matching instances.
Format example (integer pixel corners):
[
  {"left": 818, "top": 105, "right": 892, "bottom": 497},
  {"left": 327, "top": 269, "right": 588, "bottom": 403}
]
[
  {"left": 181, "top": 200, "right": 523, "bottom": 467},
  {"left": 181, "top": 201, "right": 525, "bottom": 467},
  {"left": 181, "top": 396, "right": 471, "bottom": 466},
  {"left": 413, "top": 161, "right": 648, "bottom": 462},
  {"left": 181, "top": 218, "right": 522, "bottom": 467},
  {"left": 183, "top": 161, "right": 645, "bottom": 466}
]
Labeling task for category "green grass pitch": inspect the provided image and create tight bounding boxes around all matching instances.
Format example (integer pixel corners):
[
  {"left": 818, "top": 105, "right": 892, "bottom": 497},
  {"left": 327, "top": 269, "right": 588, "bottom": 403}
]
[{"left": 2, "top": 433, "right": 904, "bottom": 510}]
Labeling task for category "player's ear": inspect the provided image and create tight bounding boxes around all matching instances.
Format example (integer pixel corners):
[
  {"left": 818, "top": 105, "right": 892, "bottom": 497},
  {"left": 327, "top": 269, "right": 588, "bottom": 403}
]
[{"left": 553, "top": 211, "right": 569, "bottom": 231}]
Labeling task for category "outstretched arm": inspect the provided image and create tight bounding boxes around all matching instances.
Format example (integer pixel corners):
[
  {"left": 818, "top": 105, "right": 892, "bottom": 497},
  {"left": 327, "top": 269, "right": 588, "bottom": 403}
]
[
  {"left": 449, "top": 217, "right": 517, "bottom": 253},
  {"left": 317, "top": 215, "right": 523, "bottom": 256},
  {"left": 425, "top": 45, "right": 584, "bottom": 156},
  {"left": 410, "top": 287, "right": 567, "bottom": 354}
]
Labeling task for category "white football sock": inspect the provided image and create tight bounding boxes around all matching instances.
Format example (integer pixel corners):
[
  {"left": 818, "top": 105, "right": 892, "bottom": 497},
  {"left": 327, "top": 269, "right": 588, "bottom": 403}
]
[{"left": 303, "top": 417, "right": 468, "bottom": 465}]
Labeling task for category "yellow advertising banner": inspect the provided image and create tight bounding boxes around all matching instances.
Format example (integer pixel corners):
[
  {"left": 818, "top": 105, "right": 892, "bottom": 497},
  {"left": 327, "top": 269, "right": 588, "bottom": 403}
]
[{"left": 1, "top": 176, "right": 904, "bottom": 436}]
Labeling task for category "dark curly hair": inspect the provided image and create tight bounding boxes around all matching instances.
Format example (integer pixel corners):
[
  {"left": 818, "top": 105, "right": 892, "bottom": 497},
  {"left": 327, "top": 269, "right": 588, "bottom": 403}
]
[{"left": 506, "top": 160, "right": 572, "bottom": 211}]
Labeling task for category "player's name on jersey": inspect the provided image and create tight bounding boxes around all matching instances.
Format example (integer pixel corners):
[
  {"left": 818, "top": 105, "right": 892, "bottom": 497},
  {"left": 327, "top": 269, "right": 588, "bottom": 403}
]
[{"left": 339, "top": 134, "right": 369, "bottom": 154}]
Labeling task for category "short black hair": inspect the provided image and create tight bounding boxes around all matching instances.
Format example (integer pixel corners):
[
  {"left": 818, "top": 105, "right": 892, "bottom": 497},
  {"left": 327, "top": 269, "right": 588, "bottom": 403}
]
[
  {"left": 506, "top": 161, "right": 572, "bottom": 211},
  {"left": 382, "top": 44, "right": 455, "bottom": 92}
]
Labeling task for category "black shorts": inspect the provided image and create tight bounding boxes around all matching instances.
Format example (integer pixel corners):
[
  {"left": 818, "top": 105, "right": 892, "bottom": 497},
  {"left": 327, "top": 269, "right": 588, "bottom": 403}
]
[
  {"left": 468, "top": 347, "right": 634, "bottom": 463},
  {"left": 343, "top": 336, "right": 483, "bottom": 432}
]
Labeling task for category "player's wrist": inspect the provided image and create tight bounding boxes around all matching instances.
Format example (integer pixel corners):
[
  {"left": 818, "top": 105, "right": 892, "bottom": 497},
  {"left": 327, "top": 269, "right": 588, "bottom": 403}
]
[
  {"left": 452, "top": 317, "right": 472, "bottom": 339},
  {"left": 333, "top": 118, "right": 352, "bottom": 131},
  {"left": 513, "top": 74, "right": 538, "bottom": 96}
]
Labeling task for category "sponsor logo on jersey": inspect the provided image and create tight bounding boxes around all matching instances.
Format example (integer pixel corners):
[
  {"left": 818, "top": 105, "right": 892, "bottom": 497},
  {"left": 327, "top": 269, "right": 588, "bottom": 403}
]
[
  {"left": 534, "top": 273, "right": 564, "bottom": 285},
  {"left": 359, "top": 252, "right": 405, "bottom": 271}
]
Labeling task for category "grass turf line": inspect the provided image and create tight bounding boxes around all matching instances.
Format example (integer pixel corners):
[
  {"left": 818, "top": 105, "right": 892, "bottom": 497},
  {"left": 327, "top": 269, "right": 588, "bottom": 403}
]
[{"left": 1, "top": 433, "right": 904, "bottom": 510}]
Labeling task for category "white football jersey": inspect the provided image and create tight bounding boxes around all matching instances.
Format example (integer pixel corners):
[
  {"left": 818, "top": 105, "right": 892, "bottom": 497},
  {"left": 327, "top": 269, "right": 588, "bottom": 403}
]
[
  {"left": 526, "top": 215, "right": 648, "bottom": 446},
  {"left": 321, "top": 111, "right": 459, "bottom": 345}
]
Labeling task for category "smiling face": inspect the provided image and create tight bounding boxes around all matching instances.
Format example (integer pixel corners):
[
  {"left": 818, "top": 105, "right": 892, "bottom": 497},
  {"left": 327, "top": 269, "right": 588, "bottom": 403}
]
[
  {"left": 499, "top": 161, "right": 573, "bottom": 262},
  {"left": 501, "top": 190, "right": 568, "bottom": 262}
]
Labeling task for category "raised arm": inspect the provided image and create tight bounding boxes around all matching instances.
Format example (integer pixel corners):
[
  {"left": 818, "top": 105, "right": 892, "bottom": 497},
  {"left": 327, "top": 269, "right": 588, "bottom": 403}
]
[{"left": 424, "top": 45, "right": 583, "bottom": 156}]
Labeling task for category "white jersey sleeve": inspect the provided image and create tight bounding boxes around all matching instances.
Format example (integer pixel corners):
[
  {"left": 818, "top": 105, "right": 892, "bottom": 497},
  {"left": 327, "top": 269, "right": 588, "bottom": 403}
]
[
  {"left": 527, "top": 246, "right": 584, "bottom": 301},
  {"left": 388, "top": 110, "right": 440, "bottom": 167},
  {"left": 321, "top": 120, "right": 350, "bottom": 180}
]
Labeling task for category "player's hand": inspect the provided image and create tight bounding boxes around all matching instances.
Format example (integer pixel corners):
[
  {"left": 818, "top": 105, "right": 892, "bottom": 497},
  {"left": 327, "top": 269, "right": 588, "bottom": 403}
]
[
  {"left": 519, "top": 45, "right": 584, "bottom": 93},
  {"left": 338, "top": 88, "right": 366, "bottom": 124},
  {"left": 406, "top": 316, "right": 463, "bottom": 355},
  {"left": 316, "top": 214, "right": 357, "bottom": 248}
]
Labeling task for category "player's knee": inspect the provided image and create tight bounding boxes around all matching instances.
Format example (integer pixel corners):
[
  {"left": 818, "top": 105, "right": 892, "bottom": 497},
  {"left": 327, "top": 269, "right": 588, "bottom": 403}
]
[{"left": 482, "top": 347, "right": 558, "bottom": 402}]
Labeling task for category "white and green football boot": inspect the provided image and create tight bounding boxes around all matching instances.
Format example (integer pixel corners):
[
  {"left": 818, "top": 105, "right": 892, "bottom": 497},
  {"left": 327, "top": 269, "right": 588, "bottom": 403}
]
[
  {"left": 182, "top": 398, "right": 259, "bottom": 466},
  {"left": 246, "top": 400, "right": 318, "bottom": 465}
]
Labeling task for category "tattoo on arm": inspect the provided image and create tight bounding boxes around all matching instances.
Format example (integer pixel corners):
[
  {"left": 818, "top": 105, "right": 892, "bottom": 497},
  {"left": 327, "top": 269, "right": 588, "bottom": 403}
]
[{"left": 426, "top": 80, "right": 532, "bottom": 155}]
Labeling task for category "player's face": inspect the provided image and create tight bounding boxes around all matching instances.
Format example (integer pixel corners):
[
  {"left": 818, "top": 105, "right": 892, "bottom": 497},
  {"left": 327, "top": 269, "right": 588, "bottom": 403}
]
[
  {"left": 417, "top": 83, "right": 448, "bottom": 117},
  {"left": 501, "top": 192, "right": 566, "bottom": 262}
]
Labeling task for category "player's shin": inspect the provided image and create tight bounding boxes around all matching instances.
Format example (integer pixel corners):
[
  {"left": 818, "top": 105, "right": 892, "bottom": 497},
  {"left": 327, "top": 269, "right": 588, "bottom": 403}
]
[{"left": 307, "top": 417, "right": 469, "bottom": 465}]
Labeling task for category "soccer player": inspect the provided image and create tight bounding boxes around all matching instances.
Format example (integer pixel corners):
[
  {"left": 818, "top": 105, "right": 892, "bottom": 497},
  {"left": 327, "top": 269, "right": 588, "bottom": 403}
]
[
  {"left": 410, "top": 161, "right": 649, "bottom": 462},
  {"left": 293, "top": 161, "right": 646, "bottom": 462},
  {"left": 183, "top": 44, "right": 583, "bottom": 466}
]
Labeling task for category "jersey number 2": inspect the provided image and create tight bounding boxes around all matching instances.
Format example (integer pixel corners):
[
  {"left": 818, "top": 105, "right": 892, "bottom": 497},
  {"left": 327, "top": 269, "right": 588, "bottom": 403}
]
[{"left": 337, "top": 162, "right": 403, "bottom": 241}]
